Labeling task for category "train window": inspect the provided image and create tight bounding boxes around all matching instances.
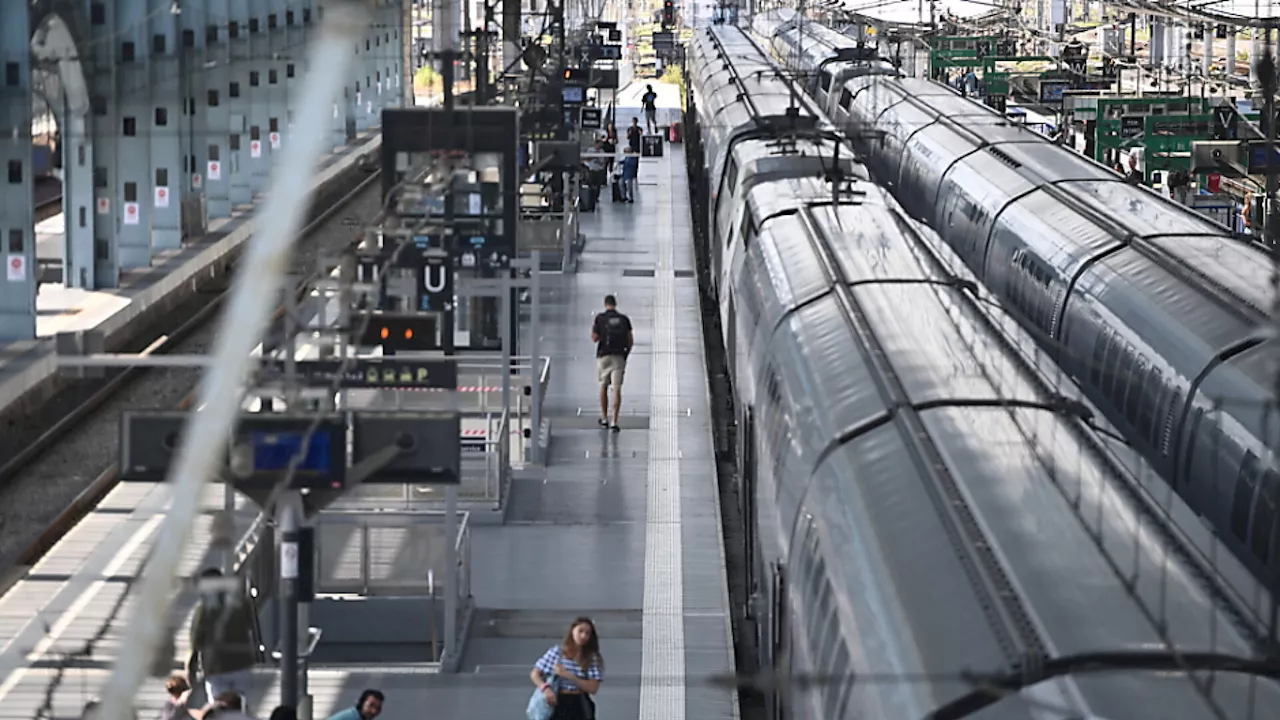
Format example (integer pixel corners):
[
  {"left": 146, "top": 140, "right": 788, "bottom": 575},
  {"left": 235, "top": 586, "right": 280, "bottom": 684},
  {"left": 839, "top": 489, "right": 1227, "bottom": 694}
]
[
  {"left": 207, "top": 89, "right": 220, "bottom": 107},
  {"left": 6, "top": 160, "right": 19, "bottom": 185},
  {"left": 156, "top": 168, "right": 169, "bottom": 187},
  {"left": 828, "top": 642, "right": 853, "bottom": 718},
  {"left": 840, "top": 89, "right": 853, "bottom": 110},
  {"left": 8, "top": 229, "right": 23, "bottom": 253},
  {"left": 230, "top": 82, "right": 241, "bottom": 99},
  {"left": 249, "top": 18, "right": 260, "bottom": 33},
  {"left": 1160, "top": 389, "right": 1184, "bottom": 456},
  {"left": 153, "top": 105, "right": 168, "bottom": 128},
  {"left": 1231, "top": 451, "right": 1261, "bottom": 542},
  {"left": 250, "top": 71, "right": 260, "bottom": 87},
  {"left": 1251, "top": 469, "right": 1278, "bottom": 563},
  {"left": 1123, "top": 357, "right": 1145, "bottom": 425},
  {"left": 1139, "top": 368, "right": 1162, "bottom": 444},
  {"left": 1089, "top": 334, "right": 1106, "bottom": 388},
  {"left": 123, "top": 182, "right": 137, "bottom": 204}
]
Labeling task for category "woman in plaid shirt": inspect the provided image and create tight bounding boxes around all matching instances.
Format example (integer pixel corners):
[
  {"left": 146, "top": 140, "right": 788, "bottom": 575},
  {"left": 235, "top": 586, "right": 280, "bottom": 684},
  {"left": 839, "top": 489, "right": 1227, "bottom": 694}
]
[{"left": 529, "top": 617, "right": 604, "bottom": 719}]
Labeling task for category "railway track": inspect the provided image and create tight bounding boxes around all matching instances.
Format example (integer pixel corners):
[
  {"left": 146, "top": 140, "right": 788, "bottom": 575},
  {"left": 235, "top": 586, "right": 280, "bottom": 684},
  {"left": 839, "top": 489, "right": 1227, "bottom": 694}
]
[{"left": 0, "top": 167, "right": 384, "bottom": 573}]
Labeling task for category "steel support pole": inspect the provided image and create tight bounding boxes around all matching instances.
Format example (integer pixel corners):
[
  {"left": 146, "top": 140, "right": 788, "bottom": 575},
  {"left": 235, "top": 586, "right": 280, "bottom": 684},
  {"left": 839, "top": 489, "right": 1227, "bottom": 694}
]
[
  {"left": 92, "top": 8, "right": 366, "bottom": 720},
  {"left": 222, "top": 483, "right": 236, "bottom": 574},
  {"left": 530, "top": 251, "right": 542, "bottom": 465},
  {"left": 444, "top": 485, "right": 458, "bottom": 663},
  {"left": 279, "top": 495, "right": 301, "bottom": 709}
]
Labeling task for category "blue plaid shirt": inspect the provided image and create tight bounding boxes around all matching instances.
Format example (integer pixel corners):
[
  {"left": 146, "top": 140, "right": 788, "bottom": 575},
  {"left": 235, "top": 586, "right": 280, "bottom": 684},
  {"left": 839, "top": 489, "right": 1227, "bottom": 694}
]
[{"left": 535, "top": 645, "right": 603, "bottom": 693}]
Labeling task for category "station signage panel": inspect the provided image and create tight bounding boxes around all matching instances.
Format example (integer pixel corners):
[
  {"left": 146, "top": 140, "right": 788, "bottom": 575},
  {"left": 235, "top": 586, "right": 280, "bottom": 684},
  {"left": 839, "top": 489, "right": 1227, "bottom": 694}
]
[{"left": 260, "top": 357, "right": 459, "bottom": 389}]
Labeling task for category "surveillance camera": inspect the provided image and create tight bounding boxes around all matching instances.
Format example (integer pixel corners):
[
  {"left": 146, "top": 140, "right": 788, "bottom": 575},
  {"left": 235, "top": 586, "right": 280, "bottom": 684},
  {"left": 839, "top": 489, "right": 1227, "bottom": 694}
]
[{"left": 1212, "top": 149, "right": 1224, "bottom": 159}]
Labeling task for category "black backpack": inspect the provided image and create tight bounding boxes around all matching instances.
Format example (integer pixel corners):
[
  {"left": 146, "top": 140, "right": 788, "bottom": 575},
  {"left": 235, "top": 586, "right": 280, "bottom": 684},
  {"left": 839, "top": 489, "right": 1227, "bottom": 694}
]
[{"left": 599, "top": 311, "right": 629, "bottom": 355}]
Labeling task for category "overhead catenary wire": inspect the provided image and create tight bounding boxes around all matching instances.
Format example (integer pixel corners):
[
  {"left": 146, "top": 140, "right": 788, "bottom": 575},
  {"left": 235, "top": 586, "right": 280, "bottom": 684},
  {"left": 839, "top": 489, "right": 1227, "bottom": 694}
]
[{"left": 90, "top": 5, "right": 371, "bottom": 720}]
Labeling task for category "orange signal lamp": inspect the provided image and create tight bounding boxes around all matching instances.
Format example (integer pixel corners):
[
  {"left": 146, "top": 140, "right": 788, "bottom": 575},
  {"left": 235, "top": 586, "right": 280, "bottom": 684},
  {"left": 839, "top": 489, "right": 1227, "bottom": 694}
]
[
  {"left": 404, "top": 328, "right": 414, "bottom": 339},
  {"left": 380, "top": 327, "right": 390, "bottom": 339}
]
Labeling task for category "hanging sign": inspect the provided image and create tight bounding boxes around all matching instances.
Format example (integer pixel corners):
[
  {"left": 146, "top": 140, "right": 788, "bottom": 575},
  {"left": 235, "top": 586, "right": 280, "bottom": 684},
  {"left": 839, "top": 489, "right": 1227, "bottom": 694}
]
[
  {"left": 250, "top": 140, "right": 262, "bottom": 158},
  {"left": 6, "top": 255, "right": 25, "bottom": 282},
  {"left": 123, "top": 202, "right": 140, "bottom": 225},
  {"left": 96, "top": 197, "right": 110, "bottom": 215},
  {"left": 192, "top": 173, "right": 203, "bottom": 189},
  {"left": 207, "top": 161, "right": 222, "bottom": 181},
  {"left": 269, "top": 132, "right": 281, "bottom": 149},
  {"left": 155, "top": 186, "right": 170, "bottom": 208}
]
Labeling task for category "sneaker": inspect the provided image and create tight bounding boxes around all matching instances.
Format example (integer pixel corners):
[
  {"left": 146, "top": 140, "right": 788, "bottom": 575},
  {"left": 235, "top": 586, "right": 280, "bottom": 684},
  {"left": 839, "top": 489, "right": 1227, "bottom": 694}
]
[
  {"left": 611, "top": 424, "right": 621, "bottom": 433},
  {"left": 598, "top": 418, "right": 609, "bottom": 428}
]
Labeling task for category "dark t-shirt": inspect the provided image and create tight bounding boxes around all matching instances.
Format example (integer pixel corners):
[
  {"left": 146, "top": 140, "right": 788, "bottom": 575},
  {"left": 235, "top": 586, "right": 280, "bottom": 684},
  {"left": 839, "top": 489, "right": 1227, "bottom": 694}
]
[
  {"left": 593, "top": 309, "right": 633, "bottom": 357},
  {"left": 627, "top": 125, "right": 643, "bottom": 150},
  {"left": 642, "top": 91, "right": 657, "bottom": 111}
]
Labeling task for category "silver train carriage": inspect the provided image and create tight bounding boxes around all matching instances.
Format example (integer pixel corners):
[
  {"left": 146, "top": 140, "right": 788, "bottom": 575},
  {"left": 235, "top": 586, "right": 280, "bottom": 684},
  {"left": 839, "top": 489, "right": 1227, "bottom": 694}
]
[
  {"left": 686, "top": 23, "right": 864, "bottom": 305},
  {"left": 751, "top": 8, "right": 901, "bottom": 117},
  {"left": 753, "top": 18, "right": 1280, "bottom": 586},
  {"left": 725, "top": 173, "right": 1280, "bottom": 720}
]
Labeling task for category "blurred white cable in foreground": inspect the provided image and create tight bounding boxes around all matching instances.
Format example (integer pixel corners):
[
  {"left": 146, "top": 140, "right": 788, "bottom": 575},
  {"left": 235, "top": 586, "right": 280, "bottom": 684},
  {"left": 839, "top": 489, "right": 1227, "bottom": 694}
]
[{"left": 93, "top": 4, "right": 371, "bottom": 720}]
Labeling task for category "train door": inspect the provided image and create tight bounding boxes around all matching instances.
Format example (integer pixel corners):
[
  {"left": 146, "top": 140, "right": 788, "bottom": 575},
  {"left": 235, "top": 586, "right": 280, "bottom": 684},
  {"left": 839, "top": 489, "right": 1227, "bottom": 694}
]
[
  {"left": 741, "top": 405, "right": 758, "bottom": 597},
  {"left": 767, "top": 560, "right": 790, "bottom": 720}
]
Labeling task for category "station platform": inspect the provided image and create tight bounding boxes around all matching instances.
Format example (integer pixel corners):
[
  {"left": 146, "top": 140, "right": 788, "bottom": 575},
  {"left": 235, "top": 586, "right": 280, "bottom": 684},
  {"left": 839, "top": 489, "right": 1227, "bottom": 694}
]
[
  {"left": 0, "top": 131, "right": 383, "bottom": 418},
  {"left": 0, "top": 91, "right": 737, "bottom": 720}
]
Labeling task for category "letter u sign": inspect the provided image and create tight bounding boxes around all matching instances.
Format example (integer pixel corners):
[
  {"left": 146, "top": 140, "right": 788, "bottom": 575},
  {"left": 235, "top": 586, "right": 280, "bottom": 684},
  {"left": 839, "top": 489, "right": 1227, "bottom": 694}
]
[{"left": 423, "top": 264, "right": 448, "bottom": 294}]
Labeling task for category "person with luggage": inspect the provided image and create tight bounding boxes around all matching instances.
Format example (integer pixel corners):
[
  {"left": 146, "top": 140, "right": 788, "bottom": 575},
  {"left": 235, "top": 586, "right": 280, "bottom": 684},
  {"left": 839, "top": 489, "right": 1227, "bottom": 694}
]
[{"left": 592, "top": 295, "right": 633, "bottom": 431}]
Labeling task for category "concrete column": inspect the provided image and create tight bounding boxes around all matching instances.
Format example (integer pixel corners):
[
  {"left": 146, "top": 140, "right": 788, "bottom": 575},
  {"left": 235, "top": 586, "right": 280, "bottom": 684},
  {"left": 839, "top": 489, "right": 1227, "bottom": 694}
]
[
  {"left": 62, "top": 112, "right": 96, "bottom": 289},
  {"left": 0, "top": 0, "right": 37, "bottom": 339},
  {"left": 1226, "top": 31, "right": 1236, "bottom": 79},
  {"left": 269, "top": 0, "right": 293, "bottom": 171},
  {"left": 223, "top": 0, "right": 251, "bottom": 207},
  {"left": 179, "top": 0, "right": 211, "bottom": 218},
  {"left": 243, "top": 6, "right": 270, "bottom": 198},
  {"left": 147, "top": 0, "right": 183, "bottom": 254},
  {"left": 203, "top": 0, "right": 233, "bottom": 220},
  {"left": 1151, "top": 18, "right": 1164, "bottom": 67},
  {"left": 88, "top": 1, "right": 122, "bottom": 287},
  {"left": 1203, "top": 26, "right": 1213, "bottom": 77},
  {"left": 503, "top": 0, "right": 521, "bottom": 78},
  {"left": 355, "top": 27, "right": 374, "bottom": 132},
  {"left": 111, "top": 0, "right": 153, "bottom": 270}
]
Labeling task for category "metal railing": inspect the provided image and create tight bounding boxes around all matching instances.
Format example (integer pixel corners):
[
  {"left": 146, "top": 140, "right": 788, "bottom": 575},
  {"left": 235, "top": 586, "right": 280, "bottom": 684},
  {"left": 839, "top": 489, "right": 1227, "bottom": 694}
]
[{"left": 310, "top": 509, "right": 472, "bottom": 597}]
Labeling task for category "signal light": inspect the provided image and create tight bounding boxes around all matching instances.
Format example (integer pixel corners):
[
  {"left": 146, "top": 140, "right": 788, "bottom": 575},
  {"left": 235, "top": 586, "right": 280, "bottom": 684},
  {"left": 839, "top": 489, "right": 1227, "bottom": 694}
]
[
  {"left": 380, "top": 327, "right": 390, "bottom": 339},
  {"left": 404, "top": 328, "right": 413, "bottom": 339}
]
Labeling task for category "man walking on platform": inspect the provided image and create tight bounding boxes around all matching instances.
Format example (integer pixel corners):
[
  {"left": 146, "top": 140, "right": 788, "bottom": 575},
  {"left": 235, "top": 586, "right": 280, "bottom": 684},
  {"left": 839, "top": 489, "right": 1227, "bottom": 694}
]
[{"left": 592, "top": 295, "right": 634, "bottom": 432}]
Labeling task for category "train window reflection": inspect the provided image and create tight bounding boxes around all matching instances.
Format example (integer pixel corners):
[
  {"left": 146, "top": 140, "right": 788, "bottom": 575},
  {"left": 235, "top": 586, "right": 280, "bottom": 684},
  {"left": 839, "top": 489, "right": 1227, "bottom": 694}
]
[{"left": 1250, "top": 469, "right": 1277, "bottom": 563}]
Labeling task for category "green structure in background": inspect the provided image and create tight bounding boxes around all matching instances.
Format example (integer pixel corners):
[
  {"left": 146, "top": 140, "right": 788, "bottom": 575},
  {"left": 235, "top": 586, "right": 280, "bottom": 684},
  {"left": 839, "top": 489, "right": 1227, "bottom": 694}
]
[{"left": 1095, "top": 110, "right": 1260, "bottom": 183}]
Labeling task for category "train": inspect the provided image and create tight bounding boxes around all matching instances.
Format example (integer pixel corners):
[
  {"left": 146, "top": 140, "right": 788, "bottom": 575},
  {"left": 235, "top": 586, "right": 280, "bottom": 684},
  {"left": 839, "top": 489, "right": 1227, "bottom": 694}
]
[
  {"left": 750, "top": 10, "right": 1280, "bottom": 588},
  {"left": 685, "top": 23, "right": 1280, "bottom": 720}
]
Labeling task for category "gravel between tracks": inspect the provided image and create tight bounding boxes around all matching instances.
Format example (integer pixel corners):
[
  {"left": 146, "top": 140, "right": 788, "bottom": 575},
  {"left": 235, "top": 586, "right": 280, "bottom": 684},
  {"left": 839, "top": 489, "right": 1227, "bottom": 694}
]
[{"left": 0, "top": 182, "right": 383, "bottom": 569}]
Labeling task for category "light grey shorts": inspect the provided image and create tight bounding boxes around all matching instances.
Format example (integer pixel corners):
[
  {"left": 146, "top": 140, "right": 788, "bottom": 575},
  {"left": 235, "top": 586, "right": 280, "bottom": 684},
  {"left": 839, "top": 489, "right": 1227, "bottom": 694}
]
[{"left": 597, "top": 354, "right": 627, "bottom": 388}]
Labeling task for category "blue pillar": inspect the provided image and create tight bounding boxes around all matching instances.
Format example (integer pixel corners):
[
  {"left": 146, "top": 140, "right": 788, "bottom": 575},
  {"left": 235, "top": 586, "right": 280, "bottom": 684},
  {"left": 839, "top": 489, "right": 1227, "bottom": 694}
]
[
  {"left": 0, "top": 0, "right": 37, "bottom": 339},
  {"left": 108, "top": 0, "right": 152, "bottom": 270},
  {"left": 240, "top": 0, "right": 269, "bottom": 198},
  {"left": 225, "top": 0, "right": 252, "bottom": 207},
  {"left": 62, "top": 111, "right": 96, "bottom": 290},
  {"left": 202, "top": 0, "right": 233, "bottom": 220},
  {"left": 88, "top": 0, "right": 122, "bottom": 286},
  {"left": 273, "top": 0, "right": 304, "bottom": 169},
  {"left": 147, "top": 0, "right": 183, "bottom": 253}
]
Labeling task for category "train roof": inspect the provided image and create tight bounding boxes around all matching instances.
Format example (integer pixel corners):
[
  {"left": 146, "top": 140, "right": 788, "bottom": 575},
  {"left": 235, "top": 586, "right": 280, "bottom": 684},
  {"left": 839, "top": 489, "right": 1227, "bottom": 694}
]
[{"left": 738, "top": 175, "right": 1280, "bottom": 717}]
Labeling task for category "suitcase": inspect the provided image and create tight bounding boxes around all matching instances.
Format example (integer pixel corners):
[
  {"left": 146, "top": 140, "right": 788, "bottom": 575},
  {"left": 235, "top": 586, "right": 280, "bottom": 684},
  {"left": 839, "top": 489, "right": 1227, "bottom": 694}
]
[
  {"left": 612, "top": 179, "right": 625, "bottom": 202},
  {"left": 579, "top": 187, "right": 597, "bottom": 212}
]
